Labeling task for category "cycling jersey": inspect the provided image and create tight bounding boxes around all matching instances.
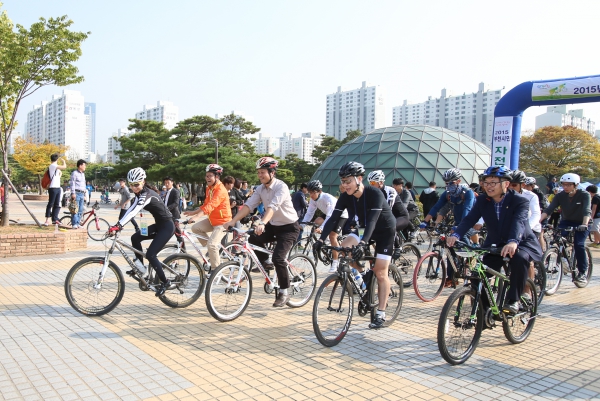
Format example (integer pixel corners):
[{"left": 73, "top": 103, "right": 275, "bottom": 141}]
[
  {"left": 381, "top": 188, "right": 408, "bottom": 219},
  {"left": 321, "top": 185, "right": 395, "bottom": 243},
  {"left": 302, "top": 192, "right": 349, "bottom": 228},
  {"left": 119, "top": 187, "right": 173, "bottom": 226},
  {"left": 428, "top": 186, "right": 475, "bottom": 225},
  {"left": 382, "top": 185, "right": 397, "bottom": 207}
]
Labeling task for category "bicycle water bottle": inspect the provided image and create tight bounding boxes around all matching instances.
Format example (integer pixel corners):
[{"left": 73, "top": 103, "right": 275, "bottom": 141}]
[{"left": 351, "top": 268, "right": 365, "bottom": 289}]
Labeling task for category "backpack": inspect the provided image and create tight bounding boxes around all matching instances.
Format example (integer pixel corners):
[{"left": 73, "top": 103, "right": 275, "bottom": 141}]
[{"left": 41, "top": 168, "right": 56, "bottom": 190}]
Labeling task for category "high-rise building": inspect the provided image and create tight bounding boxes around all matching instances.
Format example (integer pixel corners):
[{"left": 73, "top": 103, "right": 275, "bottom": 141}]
[
  {"left": 8, "top": 130, "right": 21, "bottom": 154},
  {"left": 25, "top": 90, "right": 88, "bottom": 160},
  {"left": 254, "top": 133, "right": 281, "bottom": 157},
  {"left": 280, "top": 132, "right": 323, "bottom": 164},
  {"left": 535, "top": 105, "right": 596, "bottom": 134},
  {"left": 84, "top": 103, "right": 96, "bottom": 153},
  {"left": 135, "top": 101, "right": 179, "bottom": 130},
  {"left": 326, "top": 81, "right": 386, "bottom": 140},
  {"left": 391, "top": 82, "right": 503, "bottom": 147},
  {"left": 106, "top": 128, "right": 131, "bottom": 164},
  {"left": 214, "top": 110, "right": 259, "bottom": 141}
]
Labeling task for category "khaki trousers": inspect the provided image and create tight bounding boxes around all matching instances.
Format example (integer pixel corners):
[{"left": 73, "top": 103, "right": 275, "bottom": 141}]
[{"left": 191, "top": 218, "right": 226, "bottom": 267}]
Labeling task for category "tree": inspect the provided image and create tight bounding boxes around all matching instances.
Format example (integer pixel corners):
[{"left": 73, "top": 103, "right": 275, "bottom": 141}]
[
  {"left": 282, "top": 153, "right": 318, "bottom": 188},
  {"left": 519, "top": 126, "right": 600, "bottom": 182},
  {"left": 0, "top": 4, "right": 90, "bottom": 224},
  {"left": 12, "top": 138, "right": 68, "bottom": 194},
  {"left": 170, "top": 115, "right": 221, "bottom": 146},
  {"left": 211, "top": 113, "right": 258, "bottom": 153}
]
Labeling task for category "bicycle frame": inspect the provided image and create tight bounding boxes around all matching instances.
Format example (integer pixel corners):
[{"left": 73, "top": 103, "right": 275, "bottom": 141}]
[{"left": 97, "top": 232, "right": 180, "bottom": 291}]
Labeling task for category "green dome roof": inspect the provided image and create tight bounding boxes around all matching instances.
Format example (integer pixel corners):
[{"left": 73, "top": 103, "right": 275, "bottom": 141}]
[{"left": 312, "top": 125, "right": 491, "bottom": 194}]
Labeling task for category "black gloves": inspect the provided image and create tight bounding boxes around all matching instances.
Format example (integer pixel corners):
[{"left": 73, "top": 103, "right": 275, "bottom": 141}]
[{"left": 352, "top": 242, "right": 367, "bottom": 261}]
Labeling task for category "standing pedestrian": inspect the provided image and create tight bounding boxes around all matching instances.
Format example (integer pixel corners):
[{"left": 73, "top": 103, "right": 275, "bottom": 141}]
[
  {"left": 546, "top": 177, "right": 558, "bottom": 194},
  {"left": 114, "top": 178, "right": 140, "bottom": 232},
  {"left": 69, "top": 159, "right": 87, "bottom": 229},
  {"left": 86, "top": 181, "right": 94, "bottom": 206},
  {"left": 44, "top": 154, "right": 67, "bottom": 226},
  {"left": 419, "top": 181, "right": 439, "bottom": 218}
]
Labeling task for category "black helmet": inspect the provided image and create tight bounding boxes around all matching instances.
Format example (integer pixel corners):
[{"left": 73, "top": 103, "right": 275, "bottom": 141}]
[
  {"left": 338, "top": 161, "right": 365, "bottom": 178},
  {"left": 307, "top": 180, "right": 323, "bottom": 192},
  {"left": 510, "top": 170, "right": 527, "bottom": 184}
]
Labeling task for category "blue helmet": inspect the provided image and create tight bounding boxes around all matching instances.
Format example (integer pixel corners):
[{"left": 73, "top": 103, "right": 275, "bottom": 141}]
[{"left": 482, "top": 165, "right": 512, "bottom": 180}]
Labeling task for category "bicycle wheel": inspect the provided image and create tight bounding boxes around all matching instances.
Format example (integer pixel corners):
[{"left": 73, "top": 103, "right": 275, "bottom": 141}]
[
  {"left": 369, "top": 264, "right": 403, "bottom": 327},
  {"left": 205, "top": 261, "right": 253, "bottom": 322},
  {"left": 64, "top": 257, "right": 125, "bottom": 316},
  {"left": 86, "top": 217, "right": 111, "bottom": 241},
  {"left": 286, "top": 254, "right": 317, "bottom": 308},
  {"left": 158, "top": 254, "right": 205, "bottom": 308},
  {"left": 222, "top": 241, "right": 253, "bottom": 271},
  {"left": 437, "top": 286, "right": 483, "bottom": 365},
  {"left": 573, "top": 246, "right": 593, "bottom": 288},
  {"left": 542, "top": 247, "right": 562, "bottom": 295},
  {"left": 411, "top": 230, "right": 433, "bottom": 255},
  {"left": 289, "top": 239, "right": 313, "bottom": 260},
  {"left": 59, "top": 215, "right": 72, "bottom": 226},
  {"left": 503, "top": 278, "right": 537, "bottom": 344},
  {"left": 312, "top": 274, "right": 353, "bottom": 347},
  {"left": 532, "top": 261, "right": 546, "bottom": 305},
  {"left": 413, "top": 251, "right": 446, "bottom": 302},
  {"left": 395, "top": 243, "right": 420, "bottom": 288}
]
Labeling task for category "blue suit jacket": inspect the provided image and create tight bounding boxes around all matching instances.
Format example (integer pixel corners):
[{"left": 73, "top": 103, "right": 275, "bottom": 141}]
[{"left": 455, "top": 189, "right": 542, "bottom": 261}]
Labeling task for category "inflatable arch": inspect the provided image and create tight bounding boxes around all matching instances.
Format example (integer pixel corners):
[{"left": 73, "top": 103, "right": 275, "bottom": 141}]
[{"left": 492, "top": 74, "right": 600, "bottom": 169}]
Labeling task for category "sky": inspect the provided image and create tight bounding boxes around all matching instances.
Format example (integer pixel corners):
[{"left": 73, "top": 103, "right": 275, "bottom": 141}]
[{"left": 4, "top": 0, "right": 600, "bottom": 155}]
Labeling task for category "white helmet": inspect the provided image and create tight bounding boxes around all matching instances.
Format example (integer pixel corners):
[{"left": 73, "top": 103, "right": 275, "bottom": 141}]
[
  {"left": 127, "top": 167, "right": 146, "bottom": 183},
  {"left": 524, "top": 177, "right": 536, "bottom": 186},
  {"left": 367, "top": 170, "right": 385, "bottom": 183},
  {"left": 560, "top": 173, "right": 580, "bottom": 185}
]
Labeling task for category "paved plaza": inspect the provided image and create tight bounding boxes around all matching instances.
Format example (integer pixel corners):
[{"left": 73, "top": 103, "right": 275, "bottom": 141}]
[{"left": 1, "top": 194, "right": 600, "bottom": 400}]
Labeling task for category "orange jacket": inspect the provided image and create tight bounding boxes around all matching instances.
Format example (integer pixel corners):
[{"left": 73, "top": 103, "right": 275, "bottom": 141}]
[{"left": 201, "top": 181, "right": 232, "bottom": 226}]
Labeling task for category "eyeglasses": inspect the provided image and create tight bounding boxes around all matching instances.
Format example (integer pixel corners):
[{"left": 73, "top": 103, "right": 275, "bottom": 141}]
[
  {"left": 482, "top": 181, "right": 502, "bottom": 187},
  {"left": 129, "top": 182, "right": 141, "bottom": 188},
  {"left": 509, "top": 182, "right": 520, "bottom": 188},
  {"left": 340, "top": 178, "right": 354, "bottom": 185}
]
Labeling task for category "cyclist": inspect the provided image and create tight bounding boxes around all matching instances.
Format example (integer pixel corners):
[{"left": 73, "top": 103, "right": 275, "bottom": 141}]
[
  {"left": 183, "top": 164, "right": 232, "bottom": 272},
  {"left": 368, "top": 171, "right": 410, "bottom": 257},
  {"left": 109, "top": 167, "right": 175, "bottom": 297},
  {"left": 392, "top": 178, "right": 420, "bottom": 234},
  {"left": 420, "top": 168, "right": 475, "bottom": 286},
  {"left": 163, "top": 176, "right": 185, "bottom": 250},
  {"left": 301, "top": 180, "right": 349, "bottom": 273},
  {"left": 539, "top": 173, "right": 591, "bottom": 283},
  {"left": 447, "top": 165, "right": 543, "bottom": 314},
  {"left": 509, "top": 170, "right": 542, "bottom": 246},
  {"left": 314, "top": 161, "right": 396, "bottom": 329},
  {"left": 114, "top": 178, "right": 140, "bottom": 232},
  {"left": 223, "top": 157, "right": 301, "bottom": 308}
]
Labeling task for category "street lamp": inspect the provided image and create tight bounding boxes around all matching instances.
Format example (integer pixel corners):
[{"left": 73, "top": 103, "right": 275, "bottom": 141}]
[{"left": 199, "top": 138, "right": 219, "bottom": 164}]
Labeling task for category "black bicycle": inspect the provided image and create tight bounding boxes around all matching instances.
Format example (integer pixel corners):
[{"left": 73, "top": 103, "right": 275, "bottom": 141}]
[
  {"left": 437, "top": 242, "right": 538, "bottom": 365},
  {"left": 312, "top": 245, "right": 403, "bottom": 347}
]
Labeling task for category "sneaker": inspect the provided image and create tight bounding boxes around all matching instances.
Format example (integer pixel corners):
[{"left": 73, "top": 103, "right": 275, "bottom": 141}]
[
  {"left": 575, "top": 272, "right": 588, "bottom": 283},
  {"left": 392, "top": 248, "right": 402, "bottom": 260},
  {"left": 368, "top": 315, "right": 386, "bottom": 329},
  {"left": 408, "top": 232, "right": 416, "bottom": 240},
  {"left": 72, "top": 225, "right": 80, "bottom": 229},
  {"left": 263, "top": 263, "right": 275, "bottom": 271},
  {"left": 503, "top": 300, "right": 520, "bottom": 315},
  {"left": 590, "top": 243, "right": 600, "bottom": 248},
  {"left": 444, "top": 279, "right": 454, "bottom": 288},
  {"left": 520, "top": 293, "right": 532, "bottom": 307},
  {"left": 328, "top": 265, "right": 338, "bottom": 274},
  {"left": 273, "top": 292, "right": 290, "bottom": 307},
  {"left": 155, "top": 280, "right": 171, "bottom": 297}
]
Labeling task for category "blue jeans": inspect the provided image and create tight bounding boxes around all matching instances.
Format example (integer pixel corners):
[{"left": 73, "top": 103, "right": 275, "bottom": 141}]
[
  {"left": 559, "top": 220, "right": 588, "bottom": 274},
  {"left": 71, "top": 192, "right": 85, "bottom": 226}
]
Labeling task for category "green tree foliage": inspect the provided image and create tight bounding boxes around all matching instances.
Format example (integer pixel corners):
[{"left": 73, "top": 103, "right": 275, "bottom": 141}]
[
  {"left": 311, "top": 129, "right": 362, "bottom": 164},
  {"left": 170, "top": 115, "right": 221, "bottom": 146},
  {"left": 0, "top": 4, "right": 89, "bottom": 224},
  {"left": 281, "top": 153, "right": 318, "bottom": 188},
  {"left": 212, "top": 113, "right": 258, "bottom": 152},
  {"left": 519, "top": 125, "right": 600, "bottom": 181}
]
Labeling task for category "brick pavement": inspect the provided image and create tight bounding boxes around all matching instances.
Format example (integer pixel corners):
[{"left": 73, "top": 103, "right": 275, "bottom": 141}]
[{"left": 1, "top": 194, "right": 600, "bottom": 400}]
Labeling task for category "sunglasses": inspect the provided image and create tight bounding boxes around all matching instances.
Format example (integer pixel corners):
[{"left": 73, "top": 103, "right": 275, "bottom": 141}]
[
  {"left": 129, "top": 182, "right": 142, "bottom": 188},
  {"left": 369, "top": 181, "right": 379, "bottom": 185}
]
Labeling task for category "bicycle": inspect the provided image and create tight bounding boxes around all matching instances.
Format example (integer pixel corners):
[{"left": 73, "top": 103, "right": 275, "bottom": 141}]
[
  {"left": 405, "top": 214, "right": 433, "bottom": 255},
  {"left": 312, "top": 244, "right": 404, "bottom": 347},
  {"left": 543, "top": 226, "right": 593, "bottom": 295},
  {"left": 391, "top": 233, "right": 421, "bottom": 288},
  {"left": 59, "top": 201, "right": 111, "bottom": 241},
  {"left": 437, "top": 241, "right": 538, "bottom": 365},
  {"left": 204, "top": 226, "right": 317, "bottom": 322},
  {"left": 290, "top": 222, "right": 337, "bottom": 265},
  {"left": 64, "top": 230, "right": 206, "bottom": 316},
  {"left": 412, "top": 225, "right": 474, "bottom": 302}
]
